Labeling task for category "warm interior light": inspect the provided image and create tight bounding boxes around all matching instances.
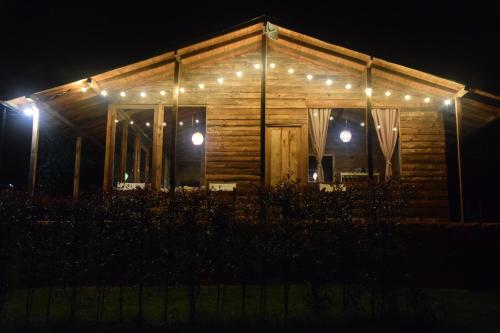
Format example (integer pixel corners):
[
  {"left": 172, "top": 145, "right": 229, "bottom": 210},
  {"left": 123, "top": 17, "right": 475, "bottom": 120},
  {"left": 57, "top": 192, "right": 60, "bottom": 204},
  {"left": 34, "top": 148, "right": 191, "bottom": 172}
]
[
  {"left": 120, "top": 91, "right": 126, "bottom": 97},
  {"left": 254, "top": 63, "right": 260, "bottom": 69},
  {"left": 146, "top": 122, "right": 150, "bottom": 127},
  {"left": 163, "top": 122, "right": 166, "bottom": 126},
  {"left": 217, "top": 77, "right": 224, "bottom": 84},
  {"left": 114, "top": 119, "right": 118, "bottom": 123},
  {"left": 377, "top": 125, "right": 381, "bottom": 129},
  {"left": 101, "top": 90, "right": 108, "bottom": 97},
  {"left": 288, "top": 68, "right": 294, "bottom": 74},
  {"left": 345, "top": 83, "right": 352, "bottom": 90},
  {"left": 360, "top": 122, "right": 365, "bottom": 127},
  {"left": 340, "top": 129, "right": 352, "bottom": 143},
  {"left": 130, "top": 120, "right": 134, "bottom": 125},
  {"left": 393, "top": 127, "right": 398, "bottom": 131},
  {"left": 269, "top": 63, "right": 276, "bottom": 68},
  {"left": 365, "top": 88, "right": 372, "bottom": 97},
  {"left": 404, "top": 95, "right": 411, "bottom": 101},
  {"left": 179, "top": 121, "right": 183, "bottom": 126},
  {"left": 236, "top": 71, "right": 243, "bottom": 77},
  {"left": 23, "top": 107, "right": 34, "bottom": 116},
  {"left": 192, "top": 132, "right": 204, "bottom": 146},
  {"left": 444, "top": 99, "right": 452, "bottom": 105},
  {"left": 179, "top": 87, "right": 185, "bottom": 93},
  {"left": 424, "top": 97, "right": 431, "bottom": 103},
  {"left": 325, "top": 79, "right": 333, "bottom": 86},
  {"left": 313, "top": 172, "right": 318, "bottom": 181},
  {"left": 195, "top": 119, "right": 199, "bottom": 124},
  {"left": 140, "top": 92, "right": 146, "bottom": 98},
  {"left": 198, "top": 83, "right": 205, "bottom": 89},
  {"left": 313, "top": 112, "right": 318, "bottom": 117},
  {"left": 160, "top": 90, "right": 166, "bottom": 96},
  {"left": 306, "top": 74, "right": 313, "bottom": 80},
  {"left": 384, "top": 91, "right": 391, "bottom": 97},
  {"left": 81, "top": 86, "right": 88, "bottom": 93},
  {"left": 329, "top": 116, "right": 334, "bottom": 120}
]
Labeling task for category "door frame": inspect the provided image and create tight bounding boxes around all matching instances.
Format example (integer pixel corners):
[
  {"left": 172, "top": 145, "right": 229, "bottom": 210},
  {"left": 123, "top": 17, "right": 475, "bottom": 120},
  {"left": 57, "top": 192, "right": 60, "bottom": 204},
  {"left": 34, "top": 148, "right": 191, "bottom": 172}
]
[{"left": 265, "top": 123, "right": 308, "bottom": 185}]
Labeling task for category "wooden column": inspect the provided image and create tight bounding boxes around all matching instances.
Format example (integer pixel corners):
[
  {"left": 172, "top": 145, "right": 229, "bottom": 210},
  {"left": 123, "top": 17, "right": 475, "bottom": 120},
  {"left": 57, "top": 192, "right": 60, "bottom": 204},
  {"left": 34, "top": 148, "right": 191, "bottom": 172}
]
[
  {"left": 27, "top": 106, "right": 40, "bottom": 196},
  {"left": 119, "top": 122, "right": 129, "bottom": 182},
  {"left": 365, "top": 62, "right": 374, "bottom": 180},
  {"left": 103, "top": 104, "right": 117, "bottom": 192},
  {"left": 260, "top": 25, "right": 268, "bottom": 184},
  {"left": 73, "top": 136, "right": 82, "bottom": 200},
  {"left": 151, "top": 104, "right": 164, "bottom": 191},
  {"left": 144, "top": 149, "right": 150, "bottom": 183},
  {"left": 454, "top": 97, "right": 465, "bottom": 223},
  {"left": 170, "top": 56, "right": 181, "bottom": 189},
  {"left": 133, "top": 129, "right": 142, "bottom": 183}
]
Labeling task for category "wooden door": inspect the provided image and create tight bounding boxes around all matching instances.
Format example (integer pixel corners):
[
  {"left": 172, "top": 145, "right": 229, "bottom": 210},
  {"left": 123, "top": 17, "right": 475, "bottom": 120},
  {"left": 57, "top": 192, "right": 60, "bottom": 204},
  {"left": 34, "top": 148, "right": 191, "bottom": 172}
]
[{"left": 266, "top": 126, "right": 305, "bottom": 185}]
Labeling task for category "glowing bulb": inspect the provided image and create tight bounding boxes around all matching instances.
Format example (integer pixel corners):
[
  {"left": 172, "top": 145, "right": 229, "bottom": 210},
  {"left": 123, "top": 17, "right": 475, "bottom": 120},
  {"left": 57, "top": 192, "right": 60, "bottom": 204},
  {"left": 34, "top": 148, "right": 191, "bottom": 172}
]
[
  {"left": 179, "top": 87, "right": 185, "bottom": 93},
  {"left": 236, "top": 71, "right": 243, "bottom": 77},
  {"left": 345, "top": 83, "right": 352, "bottom": 90},
  {"left": 195, "top": 119, "right": 199, "bottom": 124},
  {"left": 146, "top": 122, "right": 150, "bottom": 127},
  {"left": 254, "top": 63, "right": 260, "bottom": 69},
  {"left": 444, "top": 99, "right": 452, "bottom": 106},
  {"left": 385, "top": 91, "right": 391, "bottom": 97},
  {"left": 217, "top": 77, "right": 224, "bottom": 84},
  {"left": 377, "top": 125, "right": 381, "bottom": 129},
  {"left": 424, "top": 97, "right": 431, "bottom": 103},
  {"left": 329, "top": 116, "right": 334, "bottom": 120},
  {"left": 130, "top": 120, "right": 134, "bottom": 125},
  {"left": 140, "top": 92, "right": 146, "bottom": 98},
  {"left": 179, "top": 121, "right": 183, "bottom": 126},
  {"left": 162, "top": 122, "right": 166, "bottom": 127},
  {"left": 306, "top": 74, "right": 313, "bottom": 80},
  {"left": 192, "top": 132, "right": 204, "bottom": 146},
  {"left": 360, "top": 122, "right": 365, "bottom": 127},
  {"left": 120, "top": 91, "right": 126, "bottom": 97},
  {"left": 114, "top": 119, "right": 118, "bottom": 123},
  {"left": 404, "top": 95, "right": 411, "bottom": 101},
  {"left": 269, "top": 63, "right": 276, "bottom": 68},
  {"left": 198, "top": 83, "right": 205, "bottom": 89},
  {"left": 313, "top": 172, "right": 318, "bottom": 181},
  {"left": 23, "top": 107, "right": 34, "bottom": 116},
  {"left": 393, "top": 127, "right": 398, "bottom": 131},
  {"left": 325, "top": 79, "right": 333, "bottom": 86},
  {"left": 288, "top": 68, "right": 294, "bottom": 74},
  {"left": 81, "top": 86, "right": 88, "bottom": 93},
  {"left": 160, "top": 90, "right": 166, "bottom": 96},
  {"left": 365, "top": 88, "right": 372, "bottom": 96},
  {"left": 340, "top": 130, "right": 352, "bottom": 143},
  {"left": 313, "top": 112, "right": 318, "bottom": 117},
  {"left": 101, "top": 90, "right": 108, "bottom": 97}
]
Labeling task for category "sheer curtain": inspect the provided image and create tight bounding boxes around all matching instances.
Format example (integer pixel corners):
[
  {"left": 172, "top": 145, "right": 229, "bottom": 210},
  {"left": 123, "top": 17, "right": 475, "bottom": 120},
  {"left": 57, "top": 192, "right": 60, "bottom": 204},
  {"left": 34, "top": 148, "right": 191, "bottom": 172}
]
[
  {"left": 308, "top": 108, "right": 331, "bottom": 182},
  {"left": 371, "top": 108, "right": 399, "bottom": 180}
]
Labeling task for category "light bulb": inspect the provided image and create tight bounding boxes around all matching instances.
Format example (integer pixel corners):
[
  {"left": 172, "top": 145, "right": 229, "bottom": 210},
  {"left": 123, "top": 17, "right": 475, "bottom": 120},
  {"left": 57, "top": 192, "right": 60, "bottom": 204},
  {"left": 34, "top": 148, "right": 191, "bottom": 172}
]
[
  {"left": 365, "top": 88, "right": 372, "bottom": 96},
  {"left": 340, "top": 130, "right": 352, "bottom": 143},
  {"left": 81, "top": 86, "right": 88, "bottom": 93},
  {"left": 146, "top": 122, "right": 150, "bottom": 127},
  {"left": 217, "top": 77, "right": 224, "bottom": 84},
  {"left": 385, "top": 90, "right": 391, "bottom": 97},
  {"left": 101, "top": 90, "right": 108, "bottom": 97},
  {"left": 269, "top": 63, "right": 276, "bottom": 68},
  {"left": 254, "top": 63, "right": 260, "bottom": 69},
  {"left": 404, "top": 95, "right": 411, "bottom": 101},
  {"left": 120, "top": 91, "right": 126, "bottom": 97},
  {"left": 130, "top": 120, "right": 134, "bottom": 125},
  {"left": 140, "top": 92, "right": 146, "bottom": 98},
  {"left": 160, "top": 90, "right": 166, "bottom": 96},
  {"left": 179, "top": 121, "right": 183, "bottom": 126},
  {"left": 198, "top": 83, "right": 205, "bottom": 89},
  {"left": 288, "top": 68, "right": 294, "bottom": 74},
  {"left": 424, "top": 97, "right": 431, "bottom": 103},
  {"left": 306, "top": 74, "right": 313, "bottom": 80},
  {"left": 179, "top": 87, "right": 185, "bottom": 93},
  {"left": 345, "top": 83, "right": 352, "bottom": 90},
  {"left": 192, "top": 132, "right": 204, "bottom": 146},
  {"left": 325, "top": 79, "right": 333, "bottom": 86},
  {"left": 236, "top": 71, "right": 243, "bottom": 77},
  {"left": 444, "top": 99, "right": 451, "bottom": 105}
]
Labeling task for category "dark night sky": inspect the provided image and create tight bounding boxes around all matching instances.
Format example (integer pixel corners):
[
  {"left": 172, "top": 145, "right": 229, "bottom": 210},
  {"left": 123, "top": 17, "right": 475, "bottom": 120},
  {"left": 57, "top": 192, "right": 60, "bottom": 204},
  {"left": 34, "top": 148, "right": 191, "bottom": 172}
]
[{"left": 0, "top": 0, "right": 499, "bottom": 195}]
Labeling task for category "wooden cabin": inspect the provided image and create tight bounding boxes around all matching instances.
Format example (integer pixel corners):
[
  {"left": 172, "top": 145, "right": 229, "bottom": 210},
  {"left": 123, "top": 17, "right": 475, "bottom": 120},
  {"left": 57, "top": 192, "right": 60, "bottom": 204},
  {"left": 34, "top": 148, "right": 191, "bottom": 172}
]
[{"left": 3, "top": 18, "right": 500, "bottom": 222}]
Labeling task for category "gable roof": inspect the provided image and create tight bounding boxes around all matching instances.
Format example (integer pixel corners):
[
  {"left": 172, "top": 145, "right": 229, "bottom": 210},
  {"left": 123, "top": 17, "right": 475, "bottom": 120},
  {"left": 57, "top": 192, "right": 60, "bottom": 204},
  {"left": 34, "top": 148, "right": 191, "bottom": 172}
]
[{"left": 2, "top": 16, "right": 499, "bottom": 141}]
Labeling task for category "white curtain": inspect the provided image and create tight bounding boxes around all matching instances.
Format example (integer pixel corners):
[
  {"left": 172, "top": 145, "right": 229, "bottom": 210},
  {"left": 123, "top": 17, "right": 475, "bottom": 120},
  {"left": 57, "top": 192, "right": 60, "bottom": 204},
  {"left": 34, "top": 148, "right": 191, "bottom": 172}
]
[
  {"left": 308, "top": 108, "right": 331, "bottom": 182},
  {"left": 371, "top": 108, "right": 399, "bottom": 180}
]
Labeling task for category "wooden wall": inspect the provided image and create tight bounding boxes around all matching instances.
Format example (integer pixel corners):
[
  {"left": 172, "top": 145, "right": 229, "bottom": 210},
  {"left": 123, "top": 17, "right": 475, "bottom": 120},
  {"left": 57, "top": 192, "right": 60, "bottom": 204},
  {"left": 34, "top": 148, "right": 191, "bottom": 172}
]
[{"left": 399, "top": 109, "right": 449, "bottom": 220}]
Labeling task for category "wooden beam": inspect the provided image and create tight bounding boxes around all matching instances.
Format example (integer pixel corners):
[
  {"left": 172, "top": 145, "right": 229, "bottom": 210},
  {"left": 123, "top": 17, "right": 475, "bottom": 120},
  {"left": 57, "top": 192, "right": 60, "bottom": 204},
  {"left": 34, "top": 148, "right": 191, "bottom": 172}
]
[
  {"left": 27, "top": 107, "right": 40, "bottom": 196},
  {"left": 365, "top": 62, "right": 374, "bottom": 180},
  {"left": 119, "top": 122, "right": 128, "bottom": 182},
  {"left": 133, "top": 128, "right": 142, "bottom": 182},
  {"left": 73, "top": 136, "right": 82, "bottom": 200},
  {"left": 170, "top": 57, "right": 181, "bottom": 189},
  {"left": 103, "top": 104, "right": 117, "bottom": 192},
  {"left": 144, "top": 149, "right": 150, "bottom": 183},
  {"left": 151, "top": 104, "right": 164, "bottom": 191},
  {"left": 455, "top": 97, "right": 465, "bottom": 223},
  {"left": 260, "top": 27, "right": 267, "bottom": 184}
]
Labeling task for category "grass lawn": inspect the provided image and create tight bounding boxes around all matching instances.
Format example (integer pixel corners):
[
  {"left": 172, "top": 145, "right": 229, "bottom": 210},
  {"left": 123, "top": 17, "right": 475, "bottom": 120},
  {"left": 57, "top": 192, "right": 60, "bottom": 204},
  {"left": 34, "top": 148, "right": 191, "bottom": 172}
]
[{"left": 1, "top": 285, "right": 500, "bottom": 332}]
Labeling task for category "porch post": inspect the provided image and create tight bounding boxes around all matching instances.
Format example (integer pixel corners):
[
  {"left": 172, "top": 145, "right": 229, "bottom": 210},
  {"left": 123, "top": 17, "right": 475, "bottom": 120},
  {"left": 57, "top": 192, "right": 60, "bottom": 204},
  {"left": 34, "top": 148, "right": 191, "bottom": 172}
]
[
  {"left": 170, "top": 55, "right": 180, "bottom": 189},
  {"left": 365, "top": 61, "right": 374, "bottom": 180},
  {"left": 103, "top": 104, "right": 117, "bottom": 192},
  {"left": 73, "top": 136, "right": 82, "bottom": 200},
  {"left": 151, "top": 104, "right": 164, "bottom": 191},
  {"left": 454, "top": 96, "right": 465, "bottom": 223},
  {"left": 144, "top": 149, "right": 150, "bottom": 183},
  {"left": 260, "top": 23, "right": 268, "bottom": 184},
  {"left": 27, "top": 105, "right": 40, "bottom": 196},
  {"left": 133, "top": 128, "right": 142, "bottom": 183},
  {"left": 119, "top": 122, "right": 128, "bottom": 182}
]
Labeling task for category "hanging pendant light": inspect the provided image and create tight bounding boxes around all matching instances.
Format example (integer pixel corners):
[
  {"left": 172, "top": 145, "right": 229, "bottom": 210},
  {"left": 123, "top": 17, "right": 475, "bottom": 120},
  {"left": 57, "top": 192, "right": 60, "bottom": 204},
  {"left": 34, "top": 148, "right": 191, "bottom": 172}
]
[
  {"left": 339, "top": 120, "right": 352, "bottom": 143},
  {"left": 192, "top": 132, "right": 204, "bottom": 145}
]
